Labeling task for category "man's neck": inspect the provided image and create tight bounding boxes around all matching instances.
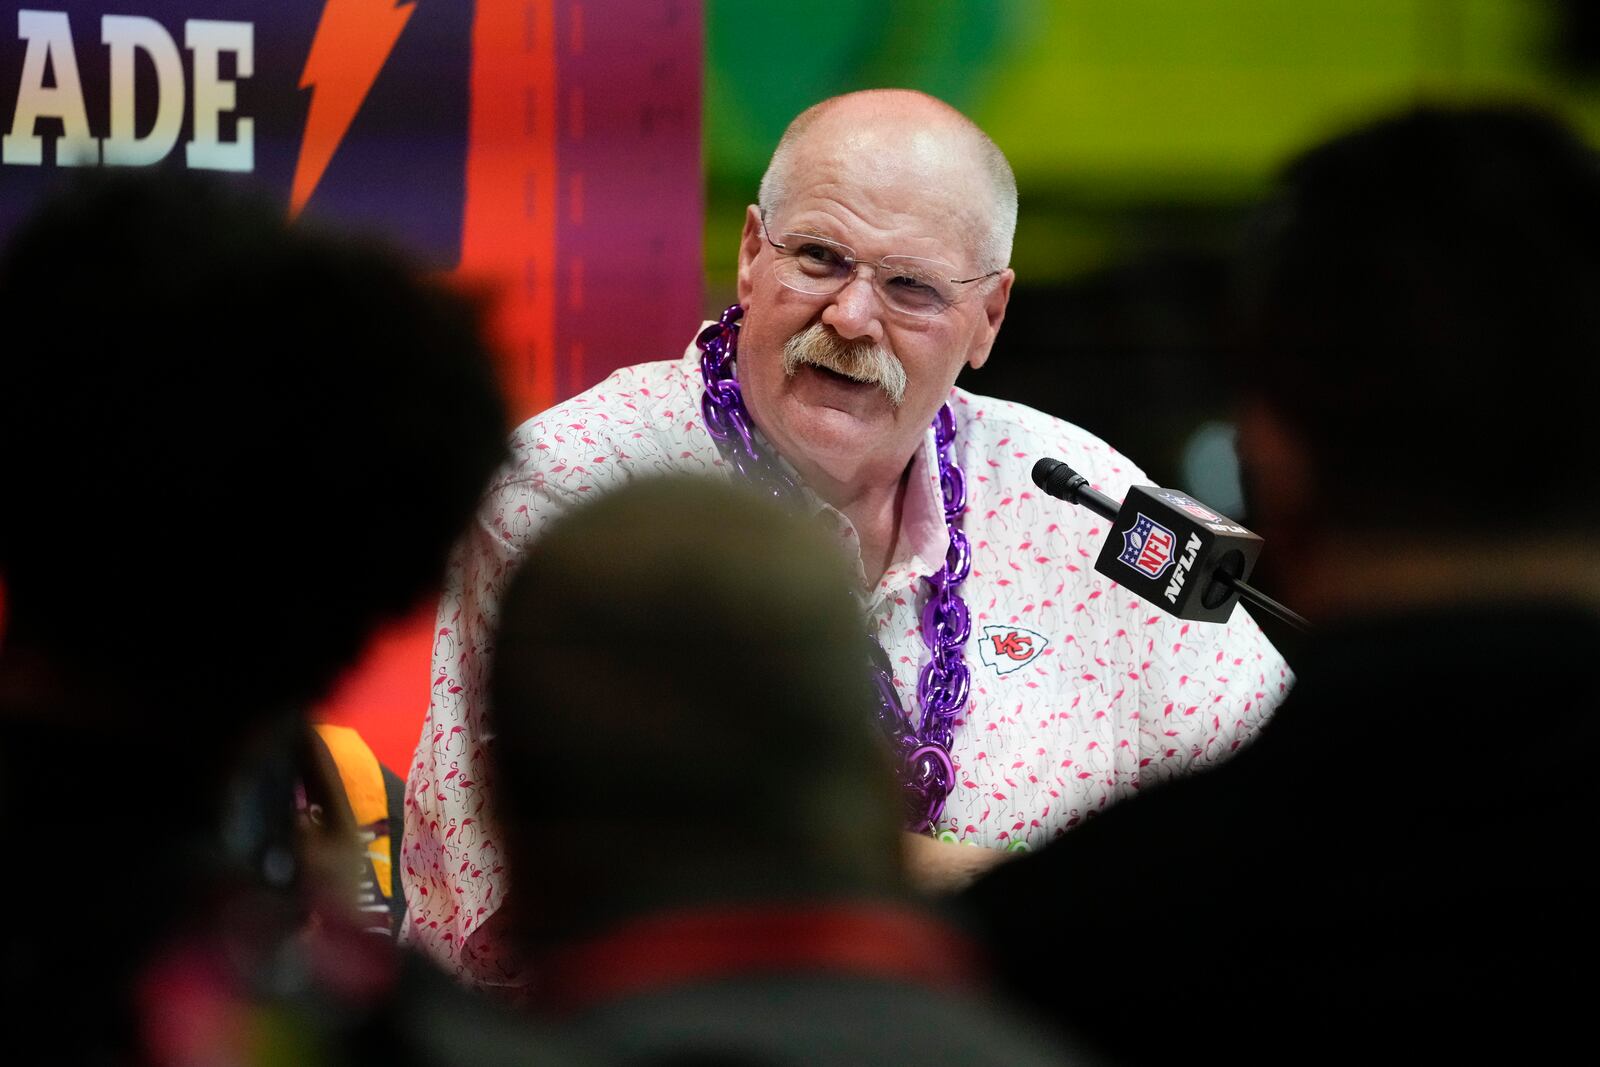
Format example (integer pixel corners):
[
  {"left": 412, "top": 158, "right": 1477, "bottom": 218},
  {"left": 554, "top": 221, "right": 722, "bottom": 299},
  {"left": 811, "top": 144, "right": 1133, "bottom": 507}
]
[
  {"left": 732, "top": 384, "right": 925, "bottom": 587},
  {"left": 797, "top": 459, "right": 911, "bottom": 588}
]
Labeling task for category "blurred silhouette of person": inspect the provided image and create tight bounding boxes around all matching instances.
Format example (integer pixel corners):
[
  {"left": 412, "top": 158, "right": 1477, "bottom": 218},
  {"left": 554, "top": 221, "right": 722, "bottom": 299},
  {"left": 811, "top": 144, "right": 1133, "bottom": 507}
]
[
  {"left": 0, "top": 173, "right": 585, "bottom": 1065},
  {"left": 958, "top": 104, "right": 1600, "bottom": 1064},
  {"left": 489, "top": 477, "right": 1087, "bottom": 1066}
]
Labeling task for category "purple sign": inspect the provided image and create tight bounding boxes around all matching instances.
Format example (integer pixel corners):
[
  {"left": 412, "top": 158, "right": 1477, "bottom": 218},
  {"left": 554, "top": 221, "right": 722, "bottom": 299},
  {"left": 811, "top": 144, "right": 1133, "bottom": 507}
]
[{"left": 0, "top": 1, "right": 472, "bottom": 266}]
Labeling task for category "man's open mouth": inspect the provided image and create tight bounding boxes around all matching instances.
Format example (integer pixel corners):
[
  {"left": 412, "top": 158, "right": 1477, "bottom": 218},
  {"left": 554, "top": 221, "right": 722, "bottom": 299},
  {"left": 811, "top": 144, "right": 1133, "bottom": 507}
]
[{"left": 806, "top": 361, "right": 874, "bottom": 387}]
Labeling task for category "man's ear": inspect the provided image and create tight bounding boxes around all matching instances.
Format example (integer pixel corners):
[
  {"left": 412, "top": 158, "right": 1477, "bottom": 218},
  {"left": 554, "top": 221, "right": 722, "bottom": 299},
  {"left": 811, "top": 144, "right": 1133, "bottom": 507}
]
[
  {"left": 736, "top": 206, "right": 764, "bottom": 306},
  {"left": 966, "top": 268, "right": 1014, "bottom": 371}
]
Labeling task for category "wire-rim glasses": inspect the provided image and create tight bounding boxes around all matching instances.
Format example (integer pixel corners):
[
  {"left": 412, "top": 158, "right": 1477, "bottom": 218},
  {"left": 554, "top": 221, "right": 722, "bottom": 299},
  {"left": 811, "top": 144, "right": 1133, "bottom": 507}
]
[{"left": 762, "top": 221, "right": 1002, "bottom": 318}]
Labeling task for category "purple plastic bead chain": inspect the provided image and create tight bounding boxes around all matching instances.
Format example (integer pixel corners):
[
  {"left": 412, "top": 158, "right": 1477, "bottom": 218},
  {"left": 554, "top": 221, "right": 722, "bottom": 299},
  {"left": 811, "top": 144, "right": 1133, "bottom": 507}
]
[{"left": 697, "top": 304, "right": 972, "bottom": 832}]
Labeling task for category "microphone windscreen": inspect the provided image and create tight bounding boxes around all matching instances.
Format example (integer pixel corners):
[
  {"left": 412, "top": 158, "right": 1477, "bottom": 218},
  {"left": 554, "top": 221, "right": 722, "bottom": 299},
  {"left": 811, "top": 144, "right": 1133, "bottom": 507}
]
[{"left": 1031, "top": 457, "right": 1064, "bottom": 493}]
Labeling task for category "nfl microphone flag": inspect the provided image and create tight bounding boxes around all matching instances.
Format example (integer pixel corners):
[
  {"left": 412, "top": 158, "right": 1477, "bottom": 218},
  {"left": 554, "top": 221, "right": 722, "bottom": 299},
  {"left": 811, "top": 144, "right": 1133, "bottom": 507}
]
[
  {"left": 1095, "top": 485, "right": 1264, "bottom": 624},
  {"left": 1032, "top": 457, "right": 1308, "bottom": 631}
]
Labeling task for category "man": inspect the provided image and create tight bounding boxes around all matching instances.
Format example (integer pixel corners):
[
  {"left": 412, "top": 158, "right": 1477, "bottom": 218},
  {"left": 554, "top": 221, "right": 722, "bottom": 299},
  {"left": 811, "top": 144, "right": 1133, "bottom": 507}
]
[
  {"left": 960, "top": 105, "right": 1600, "bottom": 1063},
  {"left": 405, "top": 90, "right": 1289, "bottom": 982},
  {"left": 488, "top": 477, "right": 1085, "bottom": 1064}
]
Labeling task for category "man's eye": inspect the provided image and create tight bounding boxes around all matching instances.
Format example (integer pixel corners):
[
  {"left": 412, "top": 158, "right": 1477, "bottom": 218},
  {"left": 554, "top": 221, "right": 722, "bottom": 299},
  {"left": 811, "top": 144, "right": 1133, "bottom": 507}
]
[
  {"left": 887, "top": 274, "right": 951, "bottom": 305},
  {"left": 885, "top": 273, "right": 952, "bottom": 311},
  {"left": 796, "top": 244, "right": 845, "bottom": 268},
  {"left": 887, "top": 274, "right": 937, "bottom": 293}
]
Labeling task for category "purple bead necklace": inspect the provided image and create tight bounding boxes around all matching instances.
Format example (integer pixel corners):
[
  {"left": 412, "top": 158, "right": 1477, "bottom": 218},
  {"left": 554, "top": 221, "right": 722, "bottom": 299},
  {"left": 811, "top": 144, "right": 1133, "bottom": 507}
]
[{"left": 697, "top": 304, "right": 972, "bottom": 832}]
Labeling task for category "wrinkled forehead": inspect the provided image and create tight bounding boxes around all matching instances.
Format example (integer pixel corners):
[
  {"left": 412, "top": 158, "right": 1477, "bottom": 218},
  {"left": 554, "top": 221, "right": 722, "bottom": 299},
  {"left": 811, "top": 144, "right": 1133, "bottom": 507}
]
[{"left": 778, "top": 122, "right": 992, "bottom": 267}]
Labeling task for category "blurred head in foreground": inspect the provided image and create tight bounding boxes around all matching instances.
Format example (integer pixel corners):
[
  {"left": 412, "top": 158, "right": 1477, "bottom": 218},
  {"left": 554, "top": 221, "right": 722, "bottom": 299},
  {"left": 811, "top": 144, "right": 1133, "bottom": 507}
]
[
  {"left": 0, "top": 171, "right": 506, "bottom": 729},
  {"left": 0, "top": 171, "right": 508, "bottom": 1055},
  {"left": 489, "top": 477, "right": 905, "bottom": 949},
  {"left": 1235, "top": 104, "right": 1600, "bottom": 616}
]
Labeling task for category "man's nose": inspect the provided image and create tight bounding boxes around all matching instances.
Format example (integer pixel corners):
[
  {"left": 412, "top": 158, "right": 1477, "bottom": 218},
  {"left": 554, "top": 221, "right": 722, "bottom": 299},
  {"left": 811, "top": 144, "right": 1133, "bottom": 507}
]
[{"left": 821, "top": 265, "right": 884, "bottom": 343}]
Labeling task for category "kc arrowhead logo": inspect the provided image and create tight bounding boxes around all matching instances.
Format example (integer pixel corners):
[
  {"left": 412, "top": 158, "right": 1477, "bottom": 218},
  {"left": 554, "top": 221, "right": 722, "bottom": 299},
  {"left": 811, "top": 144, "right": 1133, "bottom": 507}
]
[{"left": 978, "top": 624, "right": 1049, "bottom": 676}]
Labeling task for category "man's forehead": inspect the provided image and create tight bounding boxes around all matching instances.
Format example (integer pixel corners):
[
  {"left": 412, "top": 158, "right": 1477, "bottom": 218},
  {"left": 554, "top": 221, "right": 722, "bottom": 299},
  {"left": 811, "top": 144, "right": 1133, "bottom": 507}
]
[
  {"left": 779, "top": 126, "right": 987, "bottom": 252},
  {"left": 792, "top": 114, "right": 978, "bottom": 183}
]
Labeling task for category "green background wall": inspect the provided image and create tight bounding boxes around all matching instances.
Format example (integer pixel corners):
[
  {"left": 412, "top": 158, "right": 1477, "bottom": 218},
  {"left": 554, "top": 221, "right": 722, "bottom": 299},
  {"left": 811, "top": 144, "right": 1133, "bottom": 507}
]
[
  {"left": 703, "top": 0, "right": 1600, "bottom": 514},
  {"left": 707, "top": 0, "right": 1600, "bottom": 287}
]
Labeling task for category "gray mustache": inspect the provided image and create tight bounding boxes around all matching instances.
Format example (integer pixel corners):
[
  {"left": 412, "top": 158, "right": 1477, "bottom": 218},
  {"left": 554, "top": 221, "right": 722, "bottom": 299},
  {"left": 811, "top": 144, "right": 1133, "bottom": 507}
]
[{"left": 781, "top": 324, "right": 907, "bottom": 406}]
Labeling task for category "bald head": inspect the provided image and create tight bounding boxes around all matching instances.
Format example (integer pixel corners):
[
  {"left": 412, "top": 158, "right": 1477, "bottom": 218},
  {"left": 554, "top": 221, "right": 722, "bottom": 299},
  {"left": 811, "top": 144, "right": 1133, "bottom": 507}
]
[{"left": 757, "top": 90, "right": 1017, "bottom": 273}]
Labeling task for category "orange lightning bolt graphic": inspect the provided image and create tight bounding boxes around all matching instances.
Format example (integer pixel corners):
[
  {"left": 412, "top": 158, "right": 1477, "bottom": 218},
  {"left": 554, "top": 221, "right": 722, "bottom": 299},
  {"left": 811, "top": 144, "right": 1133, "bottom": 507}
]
[{"left": 290, "top": 0, "right": 416, "bottom": 217}]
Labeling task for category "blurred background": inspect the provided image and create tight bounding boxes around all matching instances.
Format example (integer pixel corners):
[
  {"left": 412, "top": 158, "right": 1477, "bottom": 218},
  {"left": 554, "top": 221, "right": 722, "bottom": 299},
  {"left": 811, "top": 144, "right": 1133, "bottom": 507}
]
[
  {"left": 708, "top": 0, "right": 1600, "bottom": 512},
  {"left": 7, "top": 0, "right": 1600, "bottom": 768}
]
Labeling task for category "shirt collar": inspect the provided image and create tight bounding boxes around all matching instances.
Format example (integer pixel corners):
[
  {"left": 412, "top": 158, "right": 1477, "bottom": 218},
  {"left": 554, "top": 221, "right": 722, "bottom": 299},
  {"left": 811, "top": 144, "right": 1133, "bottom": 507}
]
[
  {"left": 895, "top": 425, "right": 952, "bottom": 582},
  {"left": 782, "top": 419, "right": 949, "bottom": 600}
]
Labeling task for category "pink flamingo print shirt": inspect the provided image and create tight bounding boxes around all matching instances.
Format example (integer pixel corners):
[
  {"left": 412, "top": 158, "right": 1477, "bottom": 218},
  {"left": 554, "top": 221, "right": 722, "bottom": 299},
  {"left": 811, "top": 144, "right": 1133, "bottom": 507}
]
[{"left": 403, "top": 339, "right": 1292, "bottom": 983}]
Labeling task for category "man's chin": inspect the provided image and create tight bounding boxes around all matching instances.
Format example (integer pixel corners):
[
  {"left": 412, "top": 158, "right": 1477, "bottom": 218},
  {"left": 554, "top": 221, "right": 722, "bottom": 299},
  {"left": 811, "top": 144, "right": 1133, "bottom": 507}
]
[{"left": 768, "top": 394, "right": 895, "bottom": 478}]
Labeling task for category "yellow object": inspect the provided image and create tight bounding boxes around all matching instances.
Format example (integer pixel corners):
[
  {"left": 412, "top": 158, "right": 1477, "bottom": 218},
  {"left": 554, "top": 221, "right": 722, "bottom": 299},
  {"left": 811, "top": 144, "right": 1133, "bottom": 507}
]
[{"left": 311, "top": 723, "right": 393, "bottom": 900}]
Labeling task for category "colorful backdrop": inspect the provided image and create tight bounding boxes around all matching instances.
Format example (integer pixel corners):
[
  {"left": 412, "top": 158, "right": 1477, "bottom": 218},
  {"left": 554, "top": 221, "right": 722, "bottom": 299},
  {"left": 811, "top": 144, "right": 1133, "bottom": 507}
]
[
  {"left": 0, "top": 0, "right": 703, "bottom": 769},
  {"left": 9, "top": 0, "right": 1600, "bottom": 768}
]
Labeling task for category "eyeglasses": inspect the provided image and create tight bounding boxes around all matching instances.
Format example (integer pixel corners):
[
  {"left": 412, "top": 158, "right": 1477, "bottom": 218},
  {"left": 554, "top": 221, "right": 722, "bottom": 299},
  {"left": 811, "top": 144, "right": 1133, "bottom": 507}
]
[{"left": 762, "top": 222, "right": 1002, "bottom": 318}]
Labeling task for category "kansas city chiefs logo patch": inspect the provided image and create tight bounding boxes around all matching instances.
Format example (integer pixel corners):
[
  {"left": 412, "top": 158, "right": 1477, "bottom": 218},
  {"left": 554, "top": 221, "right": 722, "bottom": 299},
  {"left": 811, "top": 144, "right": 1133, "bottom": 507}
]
[{"left": 978, "top": 624, "right": 1049, "bottom": 675}]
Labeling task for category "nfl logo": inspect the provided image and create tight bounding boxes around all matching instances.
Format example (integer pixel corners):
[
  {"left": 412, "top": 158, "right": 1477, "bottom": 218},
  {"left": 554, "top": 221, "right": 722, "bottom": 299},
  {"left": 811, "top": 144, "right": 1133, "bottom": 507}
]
[{"left": 1118, "top": 513, "right": 1178, "bottom": 579}]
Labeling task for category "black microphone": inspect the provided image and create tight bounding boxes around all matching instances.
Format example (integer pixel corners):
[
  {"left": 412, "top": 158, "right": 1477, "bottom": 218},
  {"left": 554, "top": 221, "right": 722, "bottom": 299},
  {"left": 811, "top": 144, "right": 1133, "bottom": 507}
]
[
  {"left": 1031, "top": 457, "right": 1121, "bottom": 522},
  {"left": 1031, "top": 457, "right": 1308, "bottom": 632}
]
